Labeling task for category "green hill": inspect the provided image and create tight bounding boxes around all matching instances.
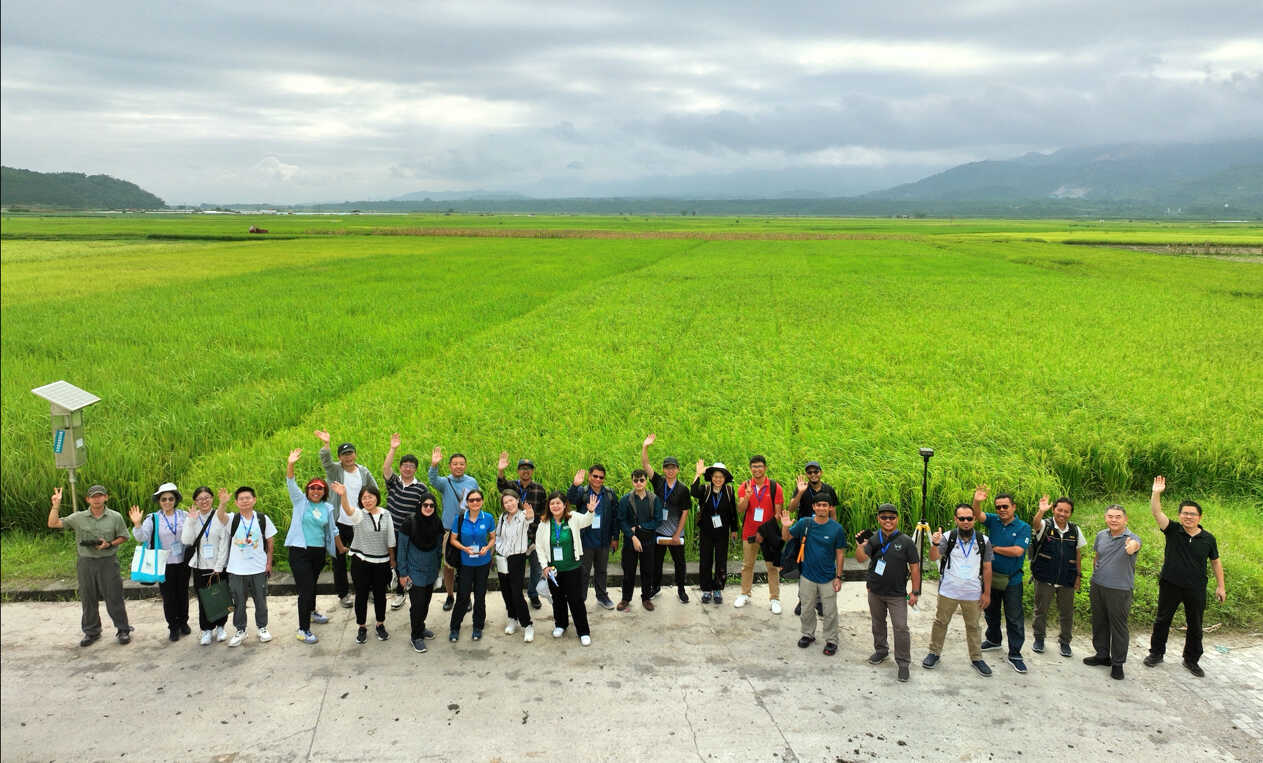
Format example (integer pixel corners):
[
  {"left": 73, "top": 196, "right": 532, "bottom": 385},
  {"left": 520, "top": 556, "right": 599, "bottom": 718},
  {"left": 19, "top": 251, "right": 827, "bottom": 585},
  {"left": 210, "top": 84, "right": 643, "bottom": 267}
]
[{"left": 1, "top": 166, "right": 165, "bottom": 210}]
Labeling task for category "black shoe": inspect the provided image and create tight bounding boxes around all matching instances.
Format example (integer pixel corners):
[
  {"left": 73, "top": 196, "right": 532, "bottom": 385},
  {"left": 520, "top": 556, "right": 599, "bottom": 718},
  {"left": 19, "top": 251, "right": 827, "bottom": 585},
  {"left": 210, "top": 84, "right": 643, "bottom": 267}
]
[
  {"left": 1083, "top": 655, "right": 1109, "bottom": 666},
  {"left": 1008, "top": 656, "right": 1028, "bottom": 674},
  {"left": 530, "top": 597, "right": 542, "bottom": 610},
  {"left": 1182, "top": 660, "right": 1205, "bottom": 678},
  {"left": 971, "top": 660, "right": 992, "bottom": 677},
  {"left": 794, "top": 602, "right": 802, "bottom": 616},
  {"left": 168, "top": 630, "right": 179, "bottom": 642},
  {"left": 823, "top": 642, "right": 838, "bottom": 656},
  {"left": 898, "top": 665, "right": 910, "bottom": 682},
  {"left": 980, "top": 639, "right": 1001, "bottom": 651},
  {"left": 443, "top": 595, "right": 455, "bottom": 612},
  {"left": 1142, "top": 655, "right": 1163, "bottom": 667},
  {"left": 79, "top": 633, "right": 101, "bottom": 647},
  {"left": 376, "top": 624, "right": 389, "bottom": 641},
  {"left": 356, "top": 627, "right": 368, "bottom": 645},
  {"left": 797, "top": 635, "right": 816, "bottom": 648},
  {"left": 1059, "top": 643, "right": 1072, "bottom": 658},
  {"left": 422, "top": 628, "right": 436, "bottom": 640},
  {"left": 921, "top": 653, "right": 940, "bottom": 669},
  {"left": 412, "top": 638, "right": 427, "bottom": 653},
  {"left": 179, "top": 624, "right": 192, "bottom": 635},
  {"left": 678, "top": 590, "right": 689, "bottom": 604},
  {"left": 1111, "top": 664, "right": 1124, "bottom": 680},
  {"left": 868, "top": 652, "right": 889, "bottom": 665},
  {"left": 116, "top": 627, "right": 133, "bottom": 645},
  {"left": 1032, "top": 639, "right": 1045, "bottom": 653}
]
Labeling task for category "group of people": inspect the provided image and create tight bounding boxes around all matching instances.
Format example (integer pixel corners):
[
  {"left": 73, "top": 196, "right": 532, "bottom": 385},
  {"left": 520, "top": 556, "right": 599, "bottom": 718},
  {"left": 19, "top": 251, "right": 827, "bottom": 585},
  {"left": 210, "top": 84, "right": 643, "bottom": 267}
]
[{"left": 48, "top": 432, "right": 1226, "bottom": 682}]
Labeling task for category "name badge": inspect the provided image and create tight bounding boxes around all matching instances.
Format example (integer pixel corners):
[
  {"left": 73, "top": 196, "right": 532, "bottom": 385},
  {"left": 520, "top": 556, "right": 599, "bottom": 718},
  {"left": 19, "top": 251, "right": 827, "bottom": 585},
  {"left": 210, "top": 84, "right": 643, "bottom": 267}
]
[
  {"left": 468, "top": 545, "right": 479, "bottom": 554},
  {"left": 662, "top": 508, "right": 669, "bottom": 521},
  {"left": 552, "top": 545, "right": 564, "bottom": 559},
  {"left": 711, "top": 515, "right": 723, "bottom": 529},
  {"left": 874, "top": 559, "right": 887, "bottom": 576},
  {"left": 754, "top": 508, "right": 765, "bottom": 522},
  {"left": 312, "top": 510, "right": 322, "bottom": 520},
  {"left": 202, "top": 543, "right": 215, "bottom": 558},
  {"left": 592, "top": 514, "right": 601, "bottom": 530}
]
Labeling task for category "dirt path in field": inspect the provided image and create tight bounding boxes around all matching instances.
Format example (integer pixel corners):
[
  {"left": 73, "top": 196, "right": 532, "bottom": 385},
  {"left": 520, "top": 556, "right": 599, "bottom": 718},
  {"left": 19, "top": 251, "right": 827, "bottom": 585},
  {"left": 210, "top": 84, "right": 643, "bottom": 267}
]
[{"left": 345, "top": 227, "right": 921, "bottom": 241}]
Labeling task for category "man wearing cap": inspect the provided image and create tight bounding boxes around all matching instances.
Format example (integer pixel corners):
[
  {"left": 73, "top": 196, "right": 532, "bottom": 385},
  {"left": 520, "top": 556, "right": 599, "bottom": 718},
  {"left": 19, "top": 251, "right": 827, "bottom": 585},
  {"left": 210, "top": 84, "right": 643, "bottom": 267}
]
[
  {"left": 735, "top": 455, "right": 785, "bottom": 613},
  {"left": 855, "top": 504, "right": 921, "bottom": 682},
  {"left": 569, "top": 464, "right": 620, "bottom": 609},
  {"left": 641, "top": 434, "right": 692, "bottom": 604},
  {"left": 1083, "top": 504, "right": 1142, "bottom": 680},
  {"left": 316, "top": 429, "right": 380, "bottom": 608},
  {"left": 691, "top": 460, "right": 738, "bottom": 604},
  {"left": 789, "top": 462, "right": 839, "bottom": 615},
  {"left": 429, "top": 446, "right": 480, "bottom": 611},
  {"left": 48, "top": 485, "right": 133, "bottom": 646},
  {"left": 780, "top": 495, "right": 847, "bottom": 656},
  {"left": 383, "top": 433, "right": 433, "bottom": 610},
  {"left": 617, "top": 469, "right": 664, "bottom": 611},
  {"left": 498, "top": 451, "right": 548, "bottom": 610},
  {"left": 972, "top": 486, "right": 1032, "bottom": 674}
]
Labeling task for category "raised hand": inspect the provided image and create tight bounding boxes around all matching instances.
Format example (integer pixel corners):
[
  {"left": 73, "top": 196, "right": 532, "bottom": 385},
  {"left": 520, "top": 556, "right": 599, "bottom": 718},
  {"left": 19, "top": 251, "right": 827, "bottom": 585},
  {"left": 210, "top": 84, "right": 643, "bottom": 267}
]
[
  {"left": 330, "top": 481, "right": 346, "bottom": 496},
  {"left": 643, "top": 433, "right": 655, "bottom": 448},
  {"left": 588, "top": 493, "right": 600, "bottom": 512},
  {"left": 696, "top": 459, "right": 705, "bottom": 478},
  {"left": 524, "top": 506, "right": 535, "bottom": 522},
  {"left": 51, "top": 487, "right": 63, "bottom": 508},
  {"left": 217, "top": 488, "right": 231, "bottom": 505},
  {"left": 288, "top": 448, "right": 302, "bottom": 465},
  {"left": 431, "top": 446, "right": 442, "bottom": 467},
  {"left": 128, "top": 505, "right": 143, "bottom": 526},
  {"left": 1152, "top": 475, "right": 1166, "bottom": 494},
  {"left": 1037, "top": 495, "right": 1051, "bottom": 514},
  {"left": 795, "top": 474, "right": 808, "bottom": 493},
  {"left": 973, "top": 485, "right": 988, "bottom": 504},
  {"left": 498, "top": 451, "right": 510, "bottom": 471},
  {"left": 780, "top": 513, "right": 793, "bottom": 527},
  {"left": 389, "top": 432, "right": 402, "bottom": 450},
  {"left": 931, "top": 526, "right": 944, "bottom": 545},
  {"left": 573, "top": 469, "right": 586, "bottom": 487},
  {"left": 314, "top": 430, "right": 331, "bottom": 445}
]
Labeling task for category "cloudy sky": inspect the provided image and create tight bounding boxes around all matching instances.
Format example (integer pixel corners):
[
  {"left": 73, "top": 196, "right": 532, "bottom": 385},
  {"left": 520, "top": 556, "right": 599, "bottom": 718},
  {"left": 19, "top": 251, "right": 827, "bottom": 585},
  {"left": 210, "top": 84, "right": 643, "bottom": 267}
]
[{"left": 2, "top": 1, "right": 1261, "bottom": 204}]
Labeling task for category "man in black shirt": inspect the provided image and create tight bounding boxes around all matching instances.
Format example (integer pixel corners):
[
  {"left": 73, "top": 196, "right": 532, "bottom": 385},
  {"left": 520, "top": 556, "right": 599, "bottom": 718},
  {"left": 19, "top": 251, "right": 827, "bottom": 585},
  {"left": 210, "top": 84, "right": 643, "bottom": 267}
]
[
  {"left": 1142, "top": 476, "right": 1226, "bottom": 677},
  {"left": 618, "top": 469, "right": 663, "bottom": 611},
  {"left": 855, "top": 503, "right": 922, "bottom": 682},
  {"left": 497, "top": 452, "right": 549, "bottom": 610},
  {"left": 789, "top": 462, "right": 838, "bottom": 615},
  {"left": 641, "top": 434, "right": 691, "bottom": 603}
]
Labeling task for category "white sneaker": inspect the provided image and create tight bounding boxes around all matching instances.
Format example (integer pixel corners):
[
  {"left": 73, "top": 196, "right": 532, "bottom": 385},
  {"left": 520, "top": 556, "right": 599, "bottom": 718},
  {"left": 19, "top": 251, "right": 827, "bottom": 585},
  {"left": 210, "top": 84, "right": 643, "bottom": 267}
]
[
  {"left": 580, "top": 635, "right": 592, "bottom": 646},
  {"left": 523, "top": 625, "right": 534, "bottom": 643},
  {"left": 214, "top": 625, "right": 227, "bottom": 642},
  {"left": 257, "top": 627, "right": 273, "bottom": 642},
  {"left": 552, "top": 627, "right": 565, "bottom": 638},
  {"left": 734, "top": 594, "right": 750, "bottom": 608},
  {"left": 390, "top": 593, "right": 407, "bottom": 610},
  {"left": 505, "top": 618, "right": 518, "bottom": 635},
  {"left": 227, "top": 629, "right": 247, "bottom": 647},
  {"left": 339, "top": 594, "right": 354, "bottom": 608},
  {"left": 199, "top": 630, "right": 212, "bottom": 646},
  {"left": 770, "top": 599, "right": 782, "bottom": 615}
]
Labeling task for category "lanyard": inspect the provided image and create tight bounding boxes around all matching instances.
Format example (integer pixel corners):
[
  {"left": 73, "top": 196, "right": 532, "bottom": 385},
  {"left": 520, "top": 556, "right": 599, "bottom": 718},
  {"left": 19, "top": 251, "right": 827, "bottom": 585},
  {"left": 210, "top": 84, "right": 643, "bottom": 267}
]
[
  {"left": 241, "top": 515, "right": 255, "bottom": 542},
  {"left": 752, "top": 483, "right": 768, "bottom": 506},
  {"left": 663, "top": 481, "right": 676, "bottom": 501},
  {"left": 161, "top": 510, "right": 180, "bottom": 539},
  {"left": 516, "top": 481, "right": 529, "bottom": 503},
  {"left": 711, "top": 491, "right": 723, "bottom": 510},
  {"left": 876, "top": 530, "right": 894, "bottom": 556},
  {"left": 553, "top": 519, "right": 564, "bottom": 545},
  {"left": 959, "top": 534, "right": 976, "bottom": 559}
]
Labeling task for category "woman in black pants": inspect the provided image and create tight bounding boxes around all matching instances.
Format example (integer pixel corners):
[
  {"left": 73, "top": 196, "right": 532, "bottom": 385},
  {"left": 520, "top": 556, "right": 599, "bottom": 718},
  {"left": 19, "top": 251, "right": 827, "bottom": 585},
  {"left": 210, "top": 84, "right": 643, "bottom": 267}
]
[
  {"left": 495, "top": 492, "right": 537, "bottom": 642},
  {"left": 535, "top": 491, "right": 597, "bottom": 645},
  {"left": 129, "top": 482, "right": 191, "bottom": 641},
  {"left": 284, "top": 448, "right": 339, "bottom": 645},
  {"left": 396, "top": 495, "right": 444, "bottom": 652},
  {"left": 182, "top": 486, "right": 230, "bottom": 644},
  {"left": 448, "top": 489, "right": 496, "bottom": 642},
  {"left": 690, "top": 461, "right": 738, "bottom": 605},
  {"left": 335, "top": 483, "right": 397, "bottom": 644}
]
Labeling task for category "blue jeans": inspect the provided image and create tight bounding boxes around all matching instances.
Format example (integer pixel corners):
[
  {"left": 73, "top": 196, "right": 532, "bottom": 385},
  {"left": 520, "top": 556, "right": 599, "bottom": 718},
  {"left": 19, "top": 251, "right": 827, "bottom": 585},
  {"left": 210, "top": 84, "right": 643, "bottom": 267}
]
[{"left": 984, "top": 578, "right": 1025, "bottom": 657}]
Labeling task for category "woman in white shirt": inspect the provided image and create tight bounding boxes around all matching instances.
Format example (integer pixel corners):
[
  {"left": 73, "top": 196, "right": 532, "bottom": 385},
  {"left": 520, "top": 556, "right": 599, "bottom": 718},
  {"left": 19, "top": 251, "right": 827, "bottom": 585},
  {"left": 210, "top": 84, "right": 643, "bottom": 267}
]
[
  {"left": 495, "top": 492, "right": 537, "bottom": 642},
  {"left": 181, "top": 486, "right": 230, "bottom": 645},
  {"left": 334, "top": 483, "right": 396, "bottom": 645}
]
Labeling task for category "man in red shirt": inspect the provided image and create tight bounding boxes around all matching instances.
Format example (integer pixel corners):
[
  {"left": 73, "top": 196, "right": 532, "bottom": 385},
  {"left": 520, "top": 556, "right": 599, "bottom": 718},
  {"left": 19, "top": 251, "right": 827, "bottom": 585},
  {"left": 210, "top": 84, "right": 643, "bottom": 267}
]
[{"left": 734, "top": 455, "right": 785, "bottom": 614}]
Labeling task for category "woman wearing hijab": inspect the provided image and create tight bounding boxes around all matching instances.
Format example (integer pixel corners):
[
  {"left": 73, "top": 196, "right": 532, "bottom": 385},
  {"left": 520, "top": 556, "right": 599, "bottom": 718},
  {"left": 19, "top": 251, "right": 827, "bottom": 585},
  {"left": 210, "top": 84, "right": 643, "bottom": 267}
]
[
  {"left": 690, "top": 461, "right": 738, "bottom": 605},
  {"left": 396, "top": 493, "right": 444, "bottom": 653},
  {"left": 181, "top": 485, "right": 231, "bottom": 644},
  {"left": 284, "top": 448, "right": 340, "bottom": 644},
  {"left": 495, "top": 492, "right": 537, "bottom": 643},
  {"left": 535, "top": 490, "right": 598, "bottom": 645},
  {"left": 129, "top": 482, "right": 191, "bottom": 641}
]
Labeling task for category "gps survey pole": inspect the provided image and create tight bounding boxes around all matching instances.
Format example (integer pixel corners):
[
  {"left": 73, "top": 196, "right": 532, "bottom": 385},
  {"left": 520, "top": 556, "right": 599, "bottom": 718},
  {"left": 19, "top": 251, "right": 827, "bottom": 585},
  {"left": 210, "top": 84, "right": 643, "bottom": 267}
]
[{"left": 917, "top": 448, "right": 934, "bottom": 568}]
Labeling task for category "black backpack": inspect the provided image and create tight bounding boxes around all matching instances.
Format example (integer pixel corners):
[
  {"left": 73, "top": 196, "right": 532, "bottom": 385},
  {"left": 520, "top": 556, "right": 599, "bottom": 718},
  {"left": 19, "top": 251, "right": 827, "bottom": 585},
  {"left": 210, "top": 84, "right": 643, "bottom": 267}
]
[
  {"left": 939, "top": 530, "right": 988, "bottom": 577},
  {"left": 224, "top": 512, "right": 269, "bottom": 566}
]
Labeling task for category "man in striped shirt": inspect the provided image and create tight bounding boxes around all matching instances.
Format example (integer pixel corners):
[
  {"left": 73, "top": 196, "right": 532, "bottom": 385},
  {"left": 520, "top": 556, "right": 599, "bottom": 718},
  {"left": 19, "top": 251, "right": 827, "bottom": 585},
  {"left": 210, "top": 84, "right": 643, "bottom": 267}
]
[{"left": 383, "top": 433, "right": 432, "bottom": 610}]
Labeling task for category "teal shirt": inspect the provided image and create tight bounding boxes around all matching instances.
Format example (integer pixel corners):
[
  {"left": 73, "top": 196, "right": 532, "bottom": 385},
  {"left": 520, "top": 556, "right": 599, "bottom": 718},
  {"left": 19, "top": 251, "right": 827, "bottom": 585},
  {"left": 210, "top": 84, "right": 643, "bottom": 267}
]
[{"left": 300, "top": 503, "right": 328, "bottom": 548}]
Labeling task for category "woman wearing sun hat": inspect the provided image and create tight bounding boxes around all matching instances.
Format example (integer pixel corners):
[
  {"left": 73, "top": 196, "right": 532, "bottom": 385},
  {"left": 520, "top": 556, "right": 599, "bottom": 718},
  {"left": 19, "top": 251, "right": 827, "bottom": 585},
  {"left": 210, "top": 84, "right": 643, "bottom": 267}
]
[
  {"left": 129, "top": 481, "right": 191, "bottom": 641},
  {"left": 691, "top": 461, "right": 738, "bottom": 604},
  {"left": 284, "top": 447, "right": 340, "bottom": 644}
]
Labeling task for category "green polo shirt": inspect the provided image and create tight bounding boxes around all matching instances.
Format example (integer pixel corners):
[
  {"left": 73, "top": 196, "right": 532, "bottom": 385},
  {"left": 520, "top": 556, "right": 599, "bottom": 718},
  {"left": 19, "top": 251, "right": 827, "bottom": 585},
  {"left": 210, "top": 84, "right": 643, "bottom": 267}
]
[{"left": 63, "top": 509, "right": 128, "bottom": 558}]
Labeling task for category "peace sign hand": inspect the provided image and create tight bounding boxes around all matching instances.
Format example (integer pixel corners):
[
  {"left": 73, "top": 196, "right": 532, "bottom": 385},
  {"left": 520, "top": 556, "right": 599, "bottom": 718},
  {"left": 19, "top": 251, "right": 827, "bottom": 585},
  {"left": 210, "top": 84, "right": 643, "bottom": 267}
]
[{"left": 51, "top": 487, "right": 63, "bottom": 508}]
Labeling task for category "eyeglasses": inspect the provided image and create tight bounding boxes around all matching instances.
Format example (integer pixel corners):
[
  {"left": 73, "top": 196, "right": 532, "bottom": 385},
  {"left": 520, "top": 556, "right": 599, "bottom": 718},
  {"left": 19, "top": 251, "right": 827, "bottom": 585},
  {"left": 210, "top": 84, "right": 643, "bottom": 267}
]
[
  {"left": 1178, "top": 511, "right": 1200, "bottom": 517},
  {"left": 955, "top": 516, "right": 975, "bottom": 522},
  {"left": 632, "top": 478, "right": 646, "bottom": 483}
]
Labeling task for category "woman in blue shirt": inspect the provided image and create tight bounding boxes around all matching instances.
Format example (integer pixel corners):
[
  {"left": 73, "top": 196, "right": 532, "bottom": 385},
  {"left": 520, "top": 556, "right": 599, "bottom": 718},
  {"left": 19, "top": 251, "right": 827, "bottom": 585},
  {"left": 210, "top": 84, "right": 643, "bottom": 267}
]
[
  {"left": 283, "top": 448, "right": 339, "bottom": 644},
  {"left": 448, "top": 489, "right": 496, "bottom": 642}
]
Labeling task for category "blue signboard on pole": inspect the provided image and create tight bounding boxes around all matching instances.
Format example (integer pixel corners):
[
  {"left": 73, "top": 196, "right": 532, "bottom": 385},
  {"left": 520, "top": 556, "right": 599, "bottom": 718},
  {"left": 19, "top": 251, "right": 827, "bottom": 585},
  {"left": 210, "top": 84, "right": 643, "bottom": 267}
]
[{"left": 54, "top": 429, "right": 66, "bottom": 454}]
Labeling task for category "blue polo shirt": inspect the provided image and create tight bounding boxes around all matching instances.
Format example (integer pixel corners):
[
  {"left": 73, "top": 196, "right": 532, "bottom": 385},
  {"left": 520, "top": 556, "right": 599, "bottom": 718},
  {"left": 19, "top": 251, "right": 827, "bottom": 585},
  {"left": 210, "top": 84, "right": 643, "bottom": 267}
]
[
  {"left": 788, "top": 518, "right": 848, "bottom": 584},
  {"left": 984, "top": 514, "right": 1031, "bottom": 583}
]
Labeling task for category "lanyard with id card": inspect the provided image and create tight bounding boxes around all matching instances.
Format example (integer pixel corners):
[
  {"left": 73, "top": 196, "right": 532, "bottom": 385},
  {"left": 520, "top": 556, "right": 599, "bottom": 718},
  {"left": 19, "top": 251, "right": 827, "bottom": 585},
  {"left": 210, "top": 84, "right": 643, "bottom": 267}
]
[
  {"left": 552, "top": 521, "right": 564, "bottom": 561},
  {"left": 872, "top": 530, "right": 895, "bottom": 576}
]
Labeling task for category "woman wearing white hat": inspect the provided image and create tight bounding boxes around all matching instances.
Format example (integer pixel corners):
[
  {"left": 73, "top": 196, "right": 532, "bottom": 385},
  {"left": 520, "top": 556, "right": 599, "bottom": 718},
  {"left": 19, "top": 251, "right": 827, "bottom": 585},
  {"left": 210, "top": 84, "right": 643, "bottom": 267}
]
[
  {"left": 691, "top": 461, "right": 738, "bottom": 605},
  {"left": 129, "top": 482, "right": 191, "bottom": 641}
]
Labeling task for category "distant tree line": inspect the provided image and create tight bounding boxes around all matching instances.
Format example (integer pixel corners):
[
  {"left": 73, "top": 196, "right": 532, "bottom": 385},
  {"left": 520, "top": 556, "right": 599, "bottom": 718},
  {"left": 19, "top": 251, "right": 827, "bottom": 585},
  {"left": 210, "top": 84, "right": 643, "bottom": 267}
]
[{"left": 1, "top": 166, "right": 165, "bottom": 210}]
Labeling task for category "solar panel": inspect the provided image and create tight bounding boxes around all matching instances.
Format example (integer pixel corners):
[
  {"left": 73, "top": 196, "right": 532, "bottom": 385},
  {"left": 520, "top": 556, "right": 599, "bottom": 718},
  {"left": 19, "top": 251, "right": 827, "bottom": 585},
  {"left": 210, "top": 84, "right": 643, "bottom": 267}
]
[{"left": 30, "top": 380, "right": 101, "bottom": 412}]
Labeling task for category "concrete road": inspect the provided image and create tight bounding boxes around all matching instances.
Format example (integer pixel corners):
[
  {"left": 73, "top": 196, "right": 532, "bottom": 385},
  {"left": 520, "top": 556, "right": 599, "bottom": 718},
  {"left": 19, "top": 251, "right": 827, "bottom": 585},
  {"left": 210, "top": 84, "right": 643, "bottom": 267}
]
[{"left": 2, "top": 581, "right": 1259, "bottom": 762}]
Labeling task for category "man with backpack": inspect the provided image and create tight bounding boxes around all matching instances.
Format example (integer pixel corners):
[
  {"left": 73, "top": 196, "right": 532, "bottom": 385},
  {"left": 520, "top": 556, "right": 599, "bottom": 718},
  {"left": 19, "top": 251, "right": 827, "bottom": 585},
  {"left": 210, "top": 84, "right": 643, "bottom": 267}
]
[
  {"left": 214, "top": 486, "right": 277, "bottom": 647},
  {"left": 855, "top": 503, "right": 921, "bottom": 682},
  {"left": 641, "top": 434, "right": 692, "bottom": 604},
  {"left": 780, "top": 494, "right": 847, "bottom": 656},
  {"left": 1029, "top": 495, "right": 1084, "bottom": 657},
  {"left": 788, "top": 461, "right": 838, "bottom": 616},
  {"left": 922, "top": 504, "right": 994, "bottom": 677},
  {"left": 735, "top": 455, "right": 785, "bottom": 613}
]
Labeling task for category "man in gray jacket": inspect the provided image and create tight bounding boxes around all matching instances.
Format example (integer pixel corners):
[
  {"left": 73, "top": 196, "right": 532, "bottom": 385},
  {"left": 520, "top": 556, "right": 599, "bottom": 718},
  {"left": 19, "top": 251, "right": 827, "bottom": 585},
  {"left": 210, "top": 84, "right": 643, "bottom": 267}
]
[{"left": 316, "top": 429, "right": 379, "bottom": 608}]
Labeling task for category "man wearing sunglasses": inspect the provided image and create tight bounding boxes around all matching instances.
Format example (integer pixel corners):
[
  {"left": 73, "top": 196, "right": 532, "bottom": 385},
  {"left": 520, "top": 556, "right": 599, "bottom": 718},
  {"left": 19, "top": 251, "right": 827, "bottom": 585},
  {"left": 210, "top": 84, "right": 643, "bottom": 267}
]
[
  {"left": 568, "top": 464, "right": 620, "bottom": 609},
  {"left": 923, "top": 504, "right": 994, "bottom": 677},
  {"left": 972, "top": 486, "right": 1032, "bottom": 674},
  {"left": 855, "top": 503, "right": 921, "bottom": 682}
]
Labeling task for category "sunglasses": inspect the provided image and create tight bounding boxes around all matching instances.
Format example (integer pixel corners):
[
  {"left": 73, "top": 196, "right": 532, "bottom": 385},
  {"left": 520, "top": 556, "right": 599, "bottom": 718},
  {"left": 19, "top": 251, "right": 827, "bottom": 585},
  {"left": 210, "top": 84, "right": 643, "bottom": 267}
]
[
  {"left": 878, "top": 514, "right": 898, "bottom": 520},
  {"left": 467, "top": 498, "right": 483, "bottom": 504},
  {"left": 158, "top": 496, "right": 177, "bottom": 502},
  {"left": 591, "top": 474, "right": 605, "bottom": 480},
  {"left": 632, "top": 478, "right": 646, "bottom": 483},
  {"left": 994, "top": 503, "right": 1012, "bottom": 510},
  {"left": 955, "top": 516, "right": 975, "bottom": 522},
  {"left": 805, "top": 469, "right": 821, "bottom": 475}
]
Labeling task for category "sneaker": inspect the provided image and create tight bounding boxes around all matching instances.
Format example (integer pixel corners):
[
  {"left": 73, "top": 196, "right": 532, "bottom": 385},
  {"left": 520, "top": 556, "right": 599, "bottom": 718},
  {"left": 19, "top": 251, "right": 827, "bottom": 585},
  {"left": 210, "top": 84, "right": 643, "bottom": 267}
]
[
  {"left": 214, "top": 625, "right": 227, "bottom": 642},
  {"left": 422, "top": 628, "right": 436, "bottom": 640},
  {"left": 412, "top": 638, "right": 427, "bottom": 653},
  {"left": 794, "top": 601, "right": 802, "bottom": 616},
  {"left": 116, "top": 627, "right": 133, "bottom": 645},
  {"left": 297, "top": 630, "right": 318, "bottom": 645},
  {"left": 701, "top": 592, "right": 713, "bottom": 604},
  {"left": 580, "top": 635, "right": 592, "bottom": 647},
  {"left": 552, "top": 627, "right": 565, "bottom": 638},
  {"left": 713, "top": 592, "right": 723, "bottom": 605},
  {"left": 376, "top": 624, "right": 390, "bottom": 641},
  {"left": 169, "top": 629, "right": 180, "bottom": 642},
  {"left": 971, "top": 660, "right": 993, "bottom": 677},
  {"left": 1182, "top": 660, "right": 1205, "bottom": 678},
  {"left": 523, "top": 625, "right": 535, "bottom": 643},
  {"left": 1083, "top": 655, "right": 1110, "bottom": 666},
  {"left": 79, "top": 633, "right": 101, "bottom": 648},
  {"left": 1142, "top": 654, "right": 1163, "bottom": 667},
  {"left": 443, "top": 595, "right": 455, "bottom": 612},
  {"left": 823, "top": 642, "right": 838, "bottom": 656},
  {"left": 921, "top": 653, "right": 940, "bottom": 669},
  {"left": 650, "top": 587, "right": 661, "bottom": 600},
  {"left": 390, "top": 593, "right": 407, "bottom": 610},
  {"left": 770, "top": 599, "right": 782, "bottom": 615},
  {"left": 199, "top": 630, "right": 213, "bottom": 646},
  {"left": 228, "top": 629, "right": 247, "bottom": 647},
  {"left": 1111, "top": 664, "right": 1124, "bottom": 680},
  {"left": 868, "top": 652, "right": 889, "bottom": 665},
  {"left": 1059, "top": 643, "right": 1072, "bottom": 658},
  {"left": 1032, "top": 639, "right": 1045, "bottom": 654},
  {"left": 257, "top": 628, "right": 272, "bottom": 643},
  {"left": 597, "top": 597, "right": 615, "bottom": 610},
  {"left": 678, "top": 590, "right": 689, "bottom": 604},
  {"left": 339, "top": 594, "right": 354, "bottom": 609},
  {"left": 980, "top": 639, "right": 1002, "bottom": 651},
  {"left": 1008, "top": 656, "right": 1028, "bottom": 674},
  {"left": 617, "top": 600, "right": 631, "bottom": 612},
  {"left": 356, "top": 627, "right": 368, "bottom": 645},
  {"left": 180, "top": 624, "right": 192, "bottom": 635},
  {"left": 449, "top": 630, "right": 459, "bottom": 642},
  {"left": 472, "top": 629, "right": 482, "bottom": 641},
  {"left": 898, "top": 665, "right": 910, "bottom": 682},
  {"left": 505, "top": 619, "right": 519, "bottom": 636},
  {"left": 798, "top": 635, "right": 816, "bottom": 648},
  {"left": 530, "top": 597, "right": 542, "bottom": 610},
  {"left": 642, "top": 600, "right": 655, "bottom": 611},
  {"left": 311, "top": 611, "right": 329, "bottom": 625},
  {"left": 733, "top": 594, "right": 750, "bottom": 608}
]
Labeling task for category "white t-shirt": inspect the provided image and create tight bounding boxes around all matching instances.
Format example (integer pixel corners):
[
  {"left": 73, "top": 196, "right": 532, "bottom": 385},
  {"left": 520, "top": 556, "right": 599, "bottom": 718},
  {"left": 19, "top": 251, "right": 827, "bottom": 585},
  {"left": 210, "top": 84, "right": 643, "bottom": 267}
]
[
  {"left": 337, "top": 470, "right": 365, "bottom": 526},
  {"left": 937, "top": 532, "right": 992, "bottom": 601},
  {"left": 224, "top": 512, "right": 277, "bottom": 575}
]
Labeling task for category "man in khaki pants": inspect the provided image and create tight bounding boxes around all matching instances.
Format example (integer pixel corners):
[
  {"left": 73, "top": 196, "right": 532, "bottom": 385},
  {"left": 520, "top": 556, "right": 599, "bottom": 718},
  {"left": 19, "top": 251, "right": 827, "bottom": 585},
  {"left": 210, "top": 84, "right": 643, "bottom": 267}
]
[
  {"left": 922, "top": 504, "right": 994, "bottom": 677},
  {"left": 733, "top": 455, "right": 785, "bottom": 614}
]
